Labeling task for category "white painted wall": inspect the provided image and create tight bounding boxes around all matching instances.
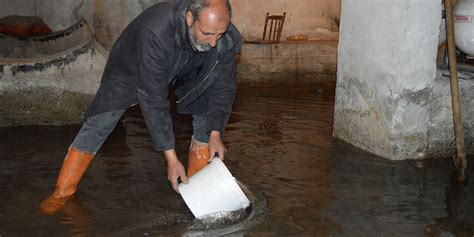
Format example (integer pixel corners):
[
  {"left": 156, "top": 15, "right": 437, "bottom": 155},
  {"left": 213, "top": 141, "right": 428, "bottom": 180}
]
[{"left": 334, "top": 0, "right": 442, "bottom": 160}]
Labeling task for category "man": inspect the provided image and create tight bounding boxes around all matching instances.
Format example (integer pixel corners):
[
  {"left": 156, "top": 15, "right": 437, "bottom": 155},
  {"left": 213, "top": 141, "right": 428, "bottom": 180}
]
[{"left": 40, "top": 0, "right": 240, "bottom": 214}]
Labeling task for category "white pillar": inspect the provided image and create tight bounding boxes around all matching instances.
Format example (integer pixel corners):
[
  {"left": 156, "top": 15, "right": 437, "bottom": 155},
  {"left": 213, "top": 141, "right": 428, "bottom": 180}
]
[{"left": 334, "top": 0, "right": 441, "bottom": 160}]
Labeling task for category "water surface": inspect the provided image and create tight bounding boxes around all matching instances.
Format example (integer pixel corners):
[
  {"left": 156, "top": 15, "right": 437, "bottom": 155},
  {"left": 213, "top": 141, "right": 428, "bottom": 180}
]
[{"left": 0, "top": 81, "right": 473, "bottom": 236}]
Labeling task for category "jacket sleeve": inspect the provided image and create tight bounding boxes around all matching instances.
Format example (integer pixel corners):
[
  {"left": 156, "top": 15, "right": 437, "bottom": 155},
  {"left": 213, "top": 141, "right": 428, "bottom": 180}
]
[
  {"left": 136, "top": 28, "right": 175, "bottom": 151},
  {"left": 205, "top": 42, "right": 240, "bottom": 133}
]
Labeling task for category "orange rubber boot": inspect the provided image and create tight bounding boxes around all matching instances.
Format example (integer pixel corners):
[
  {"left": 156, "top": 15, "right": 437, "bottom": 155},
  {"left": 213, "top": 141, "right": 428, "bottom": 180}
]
[
  {"left": 40, "top": 147, "right": 94, "bottom": 215},
  {"left": 187, "top": 138, "right": 210, "bottom": 177}
]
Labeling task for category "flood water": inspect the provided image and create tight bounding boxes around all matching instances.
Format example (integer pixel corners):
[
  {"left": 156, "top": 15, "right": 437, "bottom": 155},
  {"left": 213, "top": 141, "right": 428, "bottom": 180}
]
[{"left": 0, "top": 82, "right": 473, "bottom": 236}]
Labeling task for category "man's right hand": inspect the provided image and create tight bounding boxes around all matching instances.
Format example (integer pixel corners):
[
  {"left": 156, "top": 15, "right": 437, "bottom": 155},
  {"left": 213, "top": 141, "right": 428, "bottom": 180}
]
[{"left": 164, "top": 149, "right": 188, "bottom": 193}]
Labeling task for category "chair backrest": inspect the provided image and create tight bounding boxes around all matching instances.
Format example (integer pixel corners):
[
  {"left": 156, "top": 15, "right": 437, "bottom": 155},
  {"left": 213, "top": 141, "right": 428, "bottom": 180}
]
[{"left": 262, "top": 12, "right": 286, "bottom": 42}]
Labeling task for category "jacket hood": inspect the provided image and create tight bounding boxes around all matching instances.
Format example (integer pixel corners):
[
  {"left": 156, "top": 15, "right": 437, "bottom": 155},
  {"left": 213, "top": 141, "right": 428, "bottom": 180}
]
[{"left": 174, "top": 0, "right": 192, "bottom": 49}]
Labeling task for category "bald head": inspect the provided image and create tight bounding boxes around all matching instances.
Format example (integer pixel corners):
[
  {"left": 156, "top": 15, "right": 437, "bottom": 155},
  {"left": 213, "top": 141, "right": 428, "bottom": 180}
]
[
  {"left": 186, "top": 0, "right": 232, "bottom": 51},
  {"left": 188, "top": 0, "right": 232, "bottom": 21}
]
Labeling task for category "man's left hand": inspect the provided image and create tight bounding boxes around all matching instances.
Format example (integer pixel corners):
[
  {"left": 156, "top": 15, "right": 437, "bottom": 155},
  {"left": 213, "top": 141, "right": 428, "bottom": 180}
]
[{"left": 208, "top": 131, "right": 226, "bottom": 161}]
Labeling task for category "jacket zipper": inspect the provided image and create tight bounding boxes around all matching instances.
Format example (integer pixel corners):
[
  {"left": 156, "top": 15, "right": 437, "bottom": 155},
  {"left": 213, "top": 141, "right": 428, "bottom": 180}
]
[
  {"left": 176, "top": 60, "right": 219, "bottom": 104},
  {"left": 183, "top": 53, "right": 189, "bottom": 65},
  {"left": 171, "top": 53, "right": 190, "bottom": 86}
]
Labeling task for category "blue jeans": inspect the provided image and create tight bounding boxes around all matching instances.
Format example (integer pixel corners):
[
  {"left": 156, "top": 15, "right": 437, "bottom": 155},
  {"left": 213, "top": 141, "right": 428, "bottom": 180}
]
[
  {"left": 192, "top": 115, "right": 210, "bottom": 144},
  {"left": 71, "top": 109, "right": 209, "bottom": 154}
]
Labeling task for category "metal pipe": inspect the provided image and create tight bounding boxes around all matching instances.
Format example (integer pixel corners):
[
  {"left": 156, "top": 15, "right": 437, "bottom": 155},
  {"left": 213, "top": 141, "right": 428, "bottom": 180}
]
[{"left": 444, "top": 0, "right": 467, "bottom": 182}]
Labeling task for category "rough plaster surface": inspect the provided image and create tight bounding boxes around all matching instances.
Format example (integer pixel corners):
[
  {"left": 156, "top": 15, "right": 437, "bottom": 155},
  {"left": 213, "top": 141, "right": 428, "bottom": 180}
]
[
  {"left": 0, "top": 0, "right": 169, "bottom": 50},
  {"left": 90, "top": 0, "right": 339, "bottom": 49},
  {"left": 0, "top": 41, "right": 108, "bottom": 126},
  {"left": 34, "top": 0, "right": 91, "bottom": 31},
  {"left": 0, "top": 0, "right": 338, "bottom": 126},
  {"left": 334, "top": 0, "right": 443, "bottom": 160},
  {"left": 238, "top": 41, "right": 338, "bottom": 82},
  {"left": 0, "top": 0, "right": 36, "bottom": 19},
  {"left": 92, "top": 0, "right": 171, "bottom": 50},
  {"left": 232, "top": 0, "right": 340, "bottom": 41},
  {"left": 429, "top": 75, "right": 474, "bottom": 157},
  {"left": 0, "top": 0, "right": 91, "bottom": 31},
  {"left": 1, "top": 0, "right": 340, "bottom": 48},
  {"left": 0, "top": 89, "right": 93, "bottom": 126},
  {"left": 0, "top": 20, "right": 93, "bottom": 61}
]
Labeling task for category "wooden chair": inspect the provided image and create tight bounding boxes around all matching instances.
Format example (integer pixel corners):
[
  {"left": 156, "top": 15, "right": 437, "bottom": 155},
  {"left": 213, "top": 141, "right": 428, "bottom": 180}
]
[{"left": 262, "top": 12, "right": 286, "bottom": 42}]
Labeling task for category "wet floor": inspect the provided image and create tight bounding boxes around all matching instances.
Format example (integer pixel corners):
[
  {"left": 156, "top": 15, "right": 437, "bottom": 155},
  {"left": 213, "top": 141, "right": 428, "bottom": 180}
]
[{"left": 0, "top": 81, "right": 473, "bottom": 236}]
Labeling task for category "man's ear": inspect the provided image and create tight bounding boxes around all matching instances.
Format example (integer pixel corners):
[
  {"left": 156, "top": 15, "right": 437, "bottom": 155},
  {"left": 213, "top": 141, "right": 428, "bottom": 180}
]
[{"left": 186, "top": 10, "right": 194, "bottom": 27}]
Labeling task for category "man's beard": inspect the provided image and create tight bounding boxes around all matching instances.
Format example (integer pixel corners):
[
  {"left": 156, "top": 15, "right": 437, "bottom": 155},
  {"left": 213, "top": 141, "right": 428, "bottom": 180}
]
[{"left": 188, "top": 25, "right": 212, "bottom": 52}]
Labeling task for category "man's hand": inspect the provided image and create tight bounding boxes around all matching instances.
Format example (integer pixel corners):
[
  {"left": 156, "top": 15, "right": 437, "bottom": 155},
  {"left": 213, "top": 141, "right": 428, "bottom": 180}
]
[
  {"left": 164, "top": 149, "right": 188, "bottom": 193},
  {"left": 208, "top": 131, "right": 226, "bottom": 161}
]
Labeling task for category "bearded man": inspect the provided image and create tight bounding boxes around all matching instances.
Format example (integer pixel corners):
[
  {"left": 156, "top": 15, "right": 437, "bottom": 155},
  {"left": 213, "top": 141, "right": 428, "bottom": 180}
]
[{"left": 41, "top": 0, "right": 240, "bottom": 214}]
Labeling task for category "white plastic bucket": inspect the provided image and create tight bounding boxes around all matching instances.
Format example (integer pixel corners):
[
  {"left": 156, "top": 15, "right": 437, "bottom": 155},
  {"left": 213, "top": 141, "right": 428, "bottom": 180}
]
[{"left": 178, "top": 158, "right": 251, "bottom": 218}]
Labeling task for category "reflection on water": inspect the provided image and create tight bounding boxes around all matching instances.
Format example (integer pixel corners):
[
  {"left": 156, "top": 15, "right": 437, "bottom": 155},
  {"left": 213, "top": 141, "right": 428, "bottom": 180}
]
[
  {"left": 323, "top": 139, "right": 474, "bottom": 237},
  {"left": 225, "top": 82, "right": 338, "bottom": 236},
  {"left": 0, "top": 81, "right": 473, "bottom": 236}
]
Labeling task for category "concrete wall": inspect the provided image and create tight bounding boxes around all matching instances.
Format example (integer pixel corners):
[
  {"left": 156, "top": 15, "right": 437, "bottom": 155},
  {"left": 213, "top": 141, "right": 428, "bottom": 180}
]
[
  {"left": 0, "top": 20, "right": 108, "bottom": 126},
  {"left": 35, "top": 0, "right": 90, "bottom": 31},
  {"left": 334, "top": 0, "right": 443, "bottom": 160},
  {"left": 334, "top": 0, "right": 473, "bottom": 159},
  {"left": 232, "top": 0, "right": 340, "bottom": 41},
  {"left": 90, "top": 0, "right": 341, "bottom": 48},
  {"left": 0, "top": 40, "right": 108, "bottom": 126},
  {"left": 0, "top": 0, "right": 89, "bottom": 31},
  {"left": 1, "top": 0, "right": 471, "bottom": 159},
  {"left": 0, "top": 0, "right": 169, "bottom": 50},
  {"left": 1, "top": 0, "right": 340, "bottom": 46},
  {"left": 0, "top": 0, "right": 36, "bottom": 19},
  {"left": 0, "top": 0, "right": 169, "bottom": 126},
  {"left": 238, "top": 41, "right": 338, "bottom": 82},
  {"left": 1, "top": 0, "right": 340, "bottom": 82},
  {"left": 92, "top": 0, "right": 170, "bottom": 49},
  {"left": 430, "top": 74, "right": 474, "bottom": 157}
]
